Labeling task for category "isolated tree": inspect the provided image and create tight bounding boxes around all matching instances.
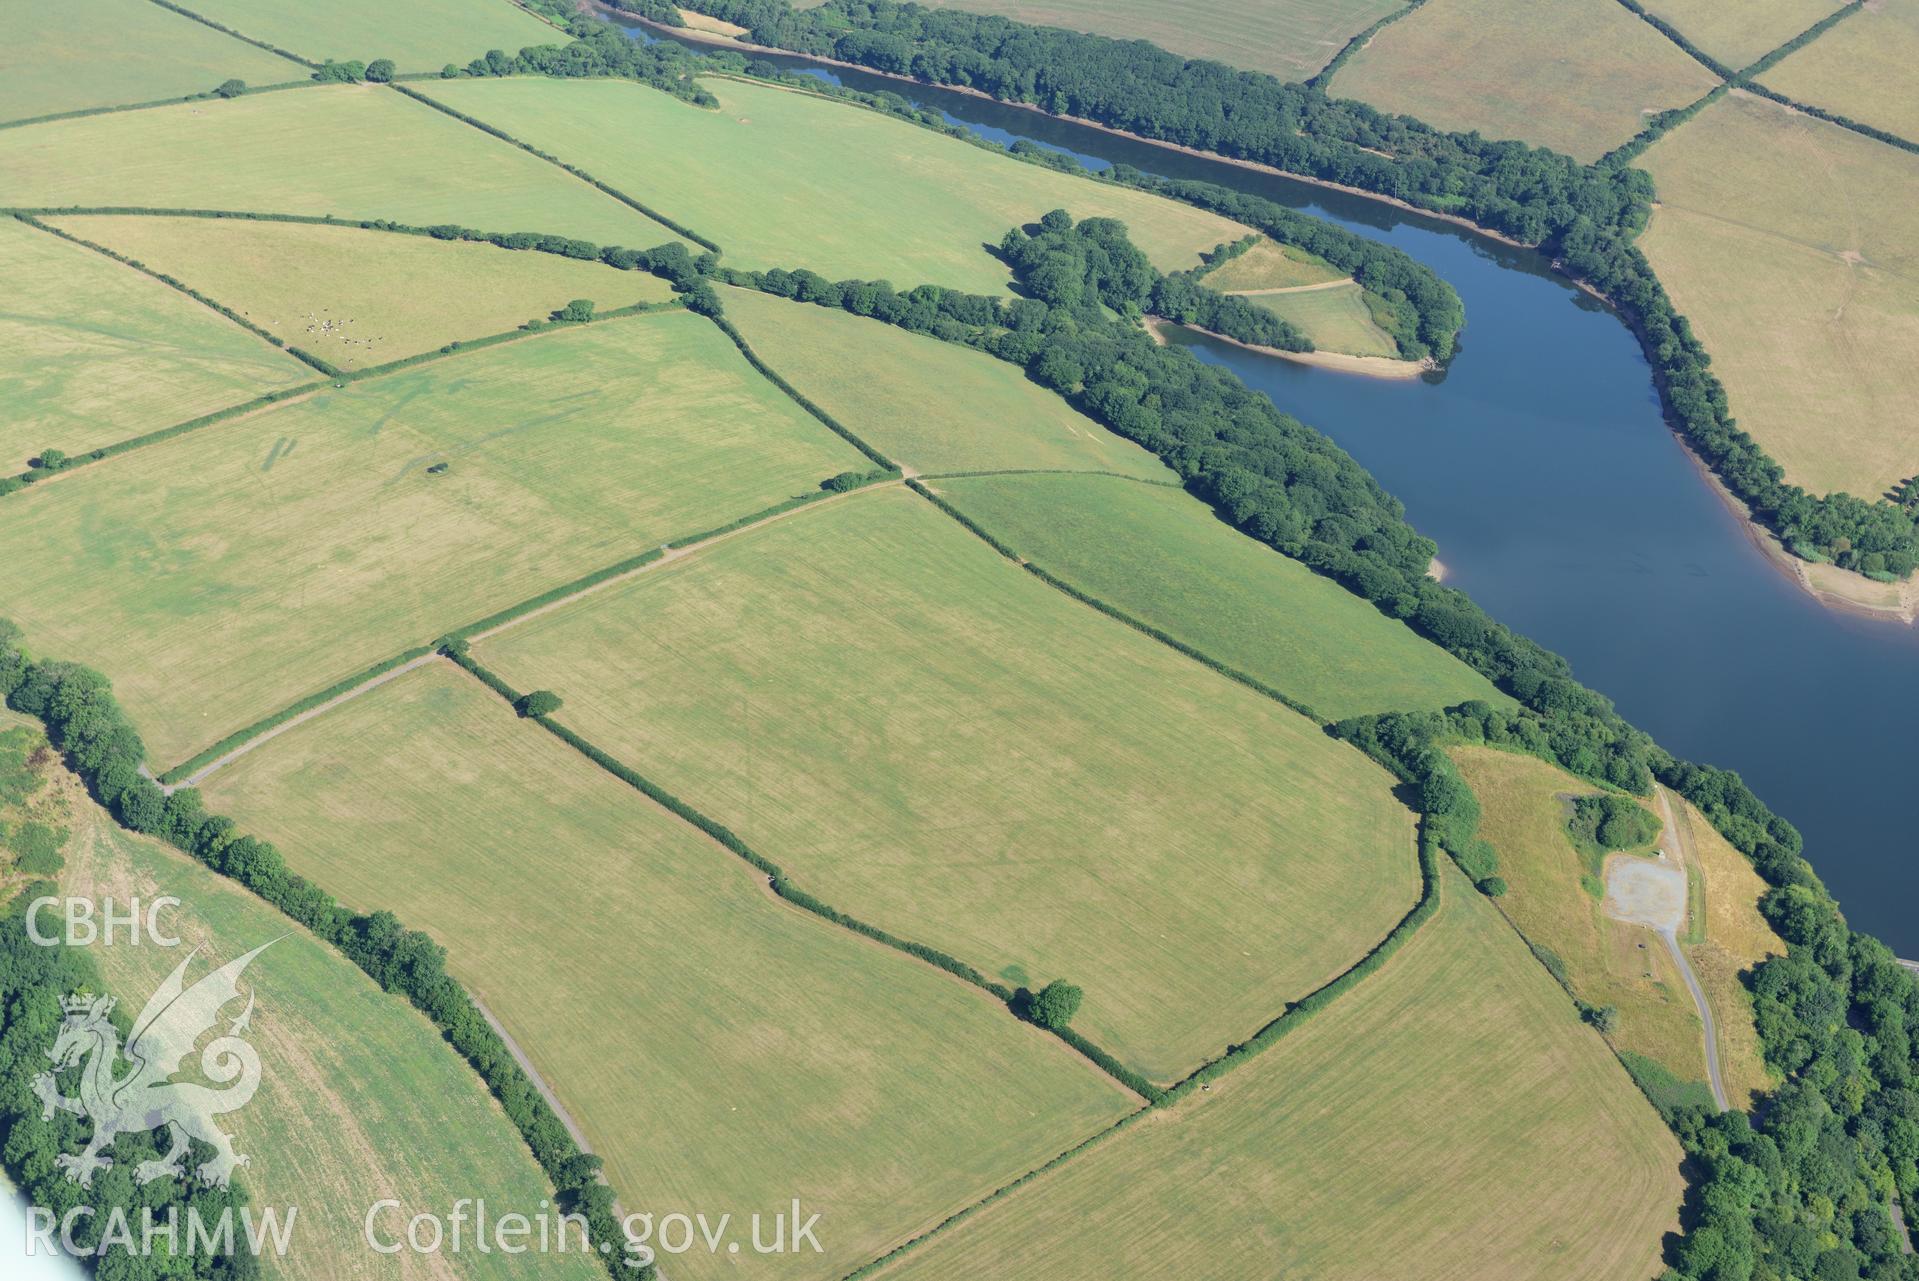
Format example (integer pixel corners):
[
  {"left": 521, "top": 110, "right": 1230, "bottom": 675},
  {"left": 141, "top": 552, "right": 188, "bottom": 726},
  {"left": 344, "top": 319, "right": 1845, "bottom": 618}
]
[
  {"left": 553, "top": 298, "right": 596, "bottom": 323},
  {"left": 1477, "top": 876, "right": 1507, "bottom": 898},
  {"left": 214, "top": 78, "right": 247, "bottom": 98},
  {"left": 364, "top": 58, "right": 396, "bottom": 83},
  {"left": 1028, "top": 980, "right": 1083, "bottom": 1030},
  {"left": 516, "top": 690, "right": 562, "bottom": 718},
  {"left": 1589, "top": 1005, "right": 1619, "bottom": 1036}
]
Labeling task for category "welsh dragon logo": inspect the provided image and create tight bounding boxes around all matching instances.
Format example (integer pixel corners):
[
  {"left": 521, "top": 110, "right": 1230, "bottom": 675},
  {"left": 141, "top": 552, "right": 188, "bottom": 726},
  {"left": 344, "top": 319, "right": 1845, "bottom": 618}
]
[{"left": 33, "top": 941, "right": 276, "bottom": 1188}]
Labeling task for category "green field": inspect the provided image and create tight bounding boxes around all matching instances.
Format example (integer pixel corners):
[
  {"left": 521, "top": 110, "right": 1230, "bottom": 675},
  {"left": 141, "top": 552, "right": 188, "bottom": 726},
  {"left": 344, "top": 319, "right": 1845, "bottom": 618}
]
[
  {"left": 1198, "top": 237, "right": 1346, "bottom": 290},
  {"left": 478, "top": 486, "right": 1419, "bottom": 1081},
  {"left": 0, "top": 84, "right": 674, "bottom": 248},
  {"left": 201, "top": 662, "right": 1129, "bottom": 1281},
  {"left": 420, "top": 75, "right": 1249, "bottom": 291},
  {"left": 1240, "top": 280, "right": 1401, "bottom": 357},
  {"left": 879, "top": 862, "right": 1683, "bottom": 1281},
  {"left": 177, "top": 0, "right": 560, "bottom": 72},
  {"left": 1331, "top": 0, "right": 1718, "bottom": 162},
  {"left": 1451, "top": 747, "right": 1779, "bottom": 1101},
  {"left": 932, "top": 472, "right": 1507, "bottom": 719},
  {"left": 0, "top": 0, "right": 304, "bottom": 125},
  {"left": 722, "top": 288, "right": 1174, "bottom": 477},
  {"left": 0, "top": 216, "right": 310, "bottom": 470},
  {"left": 1639, "top": 91, "right": 1919, "bottom": 499},
  {"left": 46, "top": 742, "right": 603, "bottom": 1280},
  {"left": 0, "top": 312, "right": 866, "bottom": 769},
  {"left": 50, "top": 215, "right": 675, "bottom": 369},
  {"left": 910, "top": 0, "right": 1404, "bottom": 80},
  {"left": 1762, "top": 1, "right": 1919, "bottom": 143},
  {"left": 1641, "top": 0, "right": 1843, "bottom": 68}
]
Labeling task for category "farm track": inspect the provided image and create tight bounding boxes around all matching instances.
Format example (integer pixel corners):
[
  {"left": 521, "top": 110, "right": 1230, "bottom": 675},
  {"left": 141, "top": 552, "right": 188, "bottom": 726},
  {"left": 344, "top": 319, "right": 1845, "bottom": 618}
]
[{"left": 1655, "top": 786, "right": 1730, "bottom": 1111}]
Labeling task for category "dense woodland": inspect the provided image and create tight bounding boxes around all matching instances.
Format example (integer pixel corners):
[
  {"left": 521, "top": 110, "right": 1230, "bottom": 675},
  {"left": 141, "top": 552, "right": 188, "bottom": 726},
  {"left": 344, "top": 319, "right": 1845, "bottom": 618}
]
[{"left": 616, "top": 0, "right": 1919, "bottom": 574}]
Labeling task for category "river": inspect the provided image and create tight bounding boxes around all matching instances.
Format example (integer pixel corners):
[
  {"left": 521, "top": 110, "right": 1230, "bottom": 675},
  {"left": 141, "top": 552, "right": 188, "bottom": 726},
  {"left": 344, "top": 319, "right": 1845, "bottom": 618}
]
[{"left": 619, "top": 17, "right": 1919, "bottom": 956}]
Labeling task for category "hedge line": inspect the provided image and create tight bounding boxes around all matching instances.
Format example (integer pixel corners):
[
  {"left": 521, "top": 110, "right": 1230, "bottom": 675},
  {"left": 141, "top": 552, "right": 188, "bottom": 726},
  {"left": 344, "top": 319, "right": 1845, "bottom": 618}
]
[
  {"left": 441, "top": 647, "right": 1161, "bottom": 1100},
  {"left": 157, "top": 647, "right": 434, "bottom": 784},
  {"left": 1733, "top": 1, "right": 1864, "bottom": 80},
  {"left": 387, "top": 84, "right": 723, "bottom": 252},
  {"left": 17, "top": 213, "right": 337, "bottom": 374},
  {"left": 146, "top": 0, "right": 318, "bottom": 68},
  {"left": 451, "top": 547, "right": 666, "bottom": 642},
  {"left": 916, "top": 467, "right": 1181, "bottom": 486},
  {"left": 1739, "top": 81, "right": 1919, "bottom": 157},
  {"left": 0, "top": 626, "right": 646, "bottom": 1280},
  {"left": 1609, "top": 0, "right": 1733, "bottom": 78},
  {"left": 1601, "top": 84, "right": 1728, "bottom": 169},
  {"left": 706, "top": 313, "right": 898, "bottom": 468},
  {"left": 0, "top": 78, "right": 316, "bottom": 133}
]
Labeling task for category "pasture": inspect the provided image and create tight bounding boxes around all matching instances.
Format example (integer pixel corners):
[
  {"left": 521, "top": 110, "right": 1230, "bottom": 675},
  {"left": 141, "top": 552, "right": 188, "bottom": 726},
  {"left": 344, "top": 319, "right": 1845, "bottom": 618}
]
[
  {"left": 878, "top": 862, "right": 1683, "bottom": 1281},
  {"left": 1641, "top": 0, "right": 1845, "bottom": 69},
  {"left": 420, "top": 75, "right": 1249, "bottom": 292},
  {"left": 1451, "top": 747, "right": 1776, "bottom": 1101},
  {"left": 56, "top": 761, "right": 603, "bottom": 1280},
  {"left": 1239, "top": 280, "right": 1401, "bottom": 357},
  {"left": 933, "top": 472, "right": 1507, "bottom": 719},
  {"left": 1331, "top": 0, "right": 1718, "bottom": 162},
  {"left": 199, "top": 662, "right": 1130, "bottom": 1281},
  {"left": 0, "top": 84, "right": 674, "bottom": 249},
  {"left": 1198, "top": 238, "right": 1345, "bottom": 290},
  {"left": 722, "top": 288, "right": 1174, "bottom": 477},
  {"left": 174, "top": 0, "right": 560, "bottom": 72},
  {"left": 1762, "top": 1, "right": 1919, "bottom": 144},
  {"left": 0, "top": 0, "right": 303, "bottom": 125},
  {"left": 914, "top": 0, "right": 1405, "bottom": 80},
  {"left": 0, "top": 216, "right": 309, "bottom": 470},
  {"left": 0, "top": 312, "right": 866, "bottom": 769},
  {"left": 50, "top": 215, "right": 674, "bottom": 369},
  {"left": 477, "top": 486, "right": 1419, "bottom": 1082},
  {"left": 1638, "top": 91, "right": 1919, "bottom": 499}
]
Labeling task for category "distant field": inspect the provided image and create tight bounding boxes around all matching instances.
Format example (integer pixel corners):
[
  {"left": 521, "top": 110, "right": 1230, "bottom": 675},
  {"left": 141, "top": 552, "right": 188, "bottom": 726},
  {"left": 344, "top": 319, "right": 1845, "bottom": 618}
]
[
  {"left": 0, "top": 85, "right": 673, "bottom": 248},
  {"left": 202, "top": 662, "right": 1128, "bottom": 1281},
  {"left": 933, "top": 472, "right": 1507, "bottom": 719},
  {"left": 910, "top": 0, "right": 1405, "bottom": 80},
  {"left": 50, "top": 215, "right": 674, "bottom": 369},
  {"left": 420, "top": 75, "right": 1249, "bottom": 292},
  {"left": 1198, "top": 238, "right": 1346, "bottom": 290},
  {"left": 0, "top": 0, "right": 303, "bottom": 125},
  {"left": 1639, "top": 91, "right": 1919, "bottom": 499},
  {"left": 1762, "top": 2, "right": 1919, "bottom": 143},
  {"left": 722, "top": 288, "right": 1174, "bottom": 477},
  {"left": 0, "top": 313, "right": 866, "bottom": 768},
  {"left": 0, "top": 217, "right": 309, "bottom": 470},
  {"left": 879, "top": 862, "right": 1683, "bottom": 1281},
  {"left": 54, "top": 757, "right": 601, "bottom": 1280},
  {"left": 1451, "top": 747, "right": 1776, "bottom": 1100},
  {"left": 1331, "top": 0, "right": 1718, "bottom": 162},
  {"left": 1240, "top": 280, "right": 1401, "bottom": 357},
  {"left": 176, "top": 0, "right": 560, "bottom": 71},
  {"left": 1641, "top": 0, "right": 1843, "bottom": 69},
  {"left": 478, "top": 486, "right": 1418, "bottom": 1081}
]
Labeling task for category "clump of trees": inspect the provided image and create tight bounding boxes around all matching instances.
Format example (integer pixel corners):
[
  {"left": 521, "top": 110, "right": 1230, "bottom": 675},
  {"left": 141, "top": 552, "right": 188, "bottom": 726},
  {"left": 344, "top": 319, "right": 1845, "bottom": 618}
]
[
  {"left": 213, "top": 77, "right": 247, "bottom": 98},
  {"left": 1022, "top": 980, "right": 1084, "bottom": 1030},
  {"left": 517, "top": 690, "right": 563, "bottom": 718},
  {"left": 1566, "top": 793, "right": 1660, "bottom": 855},
  {"left": 313, "top": 59, "right": 367, "bottom": 83},
  {"left": 552, "top": 298, "right": 596, "bottom": 323}
]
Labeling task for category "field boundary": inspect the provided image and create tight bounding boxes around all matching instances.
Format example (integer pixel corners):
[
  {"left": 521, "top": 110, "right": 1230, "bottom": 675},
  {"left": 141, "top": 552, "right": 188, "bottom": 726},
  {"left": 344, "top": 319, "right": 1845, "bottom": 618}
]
[
  {"left": 0, "top": 79, "right": 319, "bottom": 134},
  {"left": 143, "top": 0, "right": 320, "bottom": 69},
  {"left": 15, "top": 213, "right": 339, "bottom": 374},
  {"left": 391, "top": 82, "right": 723, "bottom": 251},
  {"left": 917, "top": 466, "right": 1182, "bottom": 486},
  {"left": 706, "top": 313, "right": 899, "bottom": 469},
  {"left": 1308, "top": 0, "right": 1431, "bottom": 90},
  {"left": 440, "top": 645, "right": 1165, "bottom": 1102}
]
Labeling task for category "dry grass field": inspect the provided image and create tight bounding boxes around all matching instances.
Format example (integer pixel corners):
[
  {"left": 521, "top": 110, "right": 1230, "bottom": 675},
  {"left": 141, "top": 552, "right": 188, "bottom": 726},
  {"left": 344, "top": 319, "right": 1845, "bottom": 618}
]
[
  {"left": 0, "top": 0, "right": 303, "bottom": 125},
  {"left": 49, "top": 754, "right": 605, "bottom": 1280},
  {"left": 933, "top": 472, "right": 1507, "bottom": 718},
  {"left": 1239, "top": 280, "right": 1402, "bottom": 357},
  {"left": 1762, "top": 1, "right": 1919, "bottom": 142},
  {"left": 1638, "top": 91, "right": 1919, "bottom": 499},
  {"left": 1198, "top": 238, "right": 1346, "bottom": 290},
  {"left": 49, "top": 215, "right": 674, "bottom": 369},
  {"left": 878, "top": 862, "right": 1684, "bottom": 1281},
  {"left": 0, "top": 312, "right": 866, "bottom": 768},
  {"left": 200, "top": 662, "right": 1130, "bottom": 1281},
  {"left": 420, "top": 75, "right": 1249, "bottom": 291},
  {"left": 174, "top": 0, "right": 561, "bottom": 71},
  {"left": 1639, "top": 0, "right": 1843, "bottom": 69},
  {"left": 912, "top": 0, "right": 1406, "bottom": 80},
  {"left": 478, "top": 487, "right": 1420, "bottom": 1082},
  {"left": 0, "top": 84, "right": 675, "bottom": 248},
  {"left": 721, "top": 288, "right": 1174, "bottom": 477},
  {"left": 1331, "top": 0, "right": 1719, "bottom": 162},
  {"left": 0, "top": 216, "right": 310, "bottom": 470},
  {"left": 1451, "top": 747, "right": 1777, "bottom": 1100}
]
